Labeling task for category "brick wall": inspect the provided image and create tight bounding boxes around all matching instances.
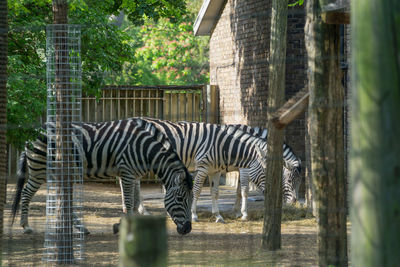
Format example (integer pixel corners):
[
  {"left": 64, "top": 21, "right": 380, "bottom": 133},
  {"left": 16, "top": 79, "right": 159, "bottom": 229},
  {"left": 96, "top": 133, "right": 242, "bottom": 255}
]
[{"left": 209, "top": 0, "right": 307, "bottom": 194}]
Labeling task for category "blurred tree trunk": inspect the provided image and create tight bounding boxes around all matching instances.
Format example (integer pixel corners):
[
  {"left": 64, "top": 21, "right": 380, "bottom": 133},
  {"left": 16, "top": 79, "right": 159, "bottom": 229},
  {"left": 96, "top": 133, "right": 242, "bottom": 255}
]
[
  {"left": 305, "top": 0, "right": 348, "bottom": 266},
  {"left": 350, "top": 0, "right": 400, "bottom": 266},
  {"left": 261, "top": 0, "right": 288, "bottom": 251},
  {"left": 0, "top": 0, "right": 7, "bottom": 266}
]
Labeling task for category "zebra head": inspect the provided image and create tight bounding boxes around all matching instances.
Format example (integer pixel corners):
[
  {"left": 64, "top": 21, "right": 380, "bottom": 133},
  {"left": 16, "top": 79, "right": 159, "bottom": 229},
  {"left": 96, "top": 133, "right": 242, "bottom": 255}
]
[
  {"left": 248, "top": 162, "right": 299, "bottom": 205},
  {"left": 282, "top": 157, "right": 302, "bottom": 203},
  {"left": 164, "top": 168, "right": 193, "bottom": 235},
  {"left": 282, "top": 167, "right": 298, "bottom": 204}
]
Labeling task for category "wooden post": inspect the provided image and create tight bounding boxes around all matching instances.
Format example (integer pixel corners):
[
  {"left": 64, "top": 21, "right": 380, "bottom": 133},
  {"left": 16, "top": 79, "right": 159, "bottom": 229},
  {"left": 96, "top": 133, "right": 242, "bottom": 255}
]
[
  {"left": 305, "top": 0, "right": 348, "bottom": 265},
  {"left": 203, "top": 85, "right": 219, "bottom": 124},
  {"left": 271, "top": 88, "right": 309, "bottom": 129},
  {"left": 350, "top": 0, "right": 400, "bottom": 266},
  {"left": 119, "top": 216, "right": 167, "bottom": 267},
  {"left": 261, "top": 0, "right": 288, "bottom": 251}
]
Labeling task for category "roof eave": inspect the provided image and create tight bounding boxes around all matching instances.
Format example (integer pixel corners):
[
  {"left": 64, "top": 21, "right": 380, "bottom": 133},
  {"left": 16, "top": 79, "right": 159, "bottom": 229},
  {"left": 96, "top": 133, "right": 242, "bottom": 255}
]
[{"left": 193, "top": 0, "right": 226, "bottom": 36}]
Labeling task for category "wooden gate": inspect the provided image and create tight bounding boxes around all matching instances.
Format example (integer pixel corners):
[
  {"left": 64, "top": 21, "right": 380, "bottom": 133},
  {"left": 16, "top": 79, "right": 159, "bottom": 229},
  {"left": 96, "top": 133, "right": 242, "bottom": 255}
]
[{"left": 80, "top": 85, "right": 218, "bottom": 123}]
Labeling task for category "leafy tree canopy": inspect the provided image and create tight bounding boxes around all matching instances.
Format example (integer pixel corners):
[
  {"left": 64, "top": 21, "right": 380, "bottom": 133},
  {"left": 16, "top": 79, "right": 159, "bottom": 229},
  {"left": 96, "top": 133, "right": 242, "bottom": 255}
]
[{"left": 7, "top": 0, "right": 203, "bottom": 148}]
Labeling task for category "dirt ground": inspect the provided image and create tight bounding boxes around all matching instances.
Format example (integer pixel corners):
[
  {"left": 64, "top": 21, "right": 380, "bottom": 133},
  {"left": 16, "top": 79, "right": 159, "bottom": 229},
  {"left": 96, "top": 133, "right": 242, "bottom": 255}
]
[{"left": 3, "top": 182, "right": 319, "bottom": 266}]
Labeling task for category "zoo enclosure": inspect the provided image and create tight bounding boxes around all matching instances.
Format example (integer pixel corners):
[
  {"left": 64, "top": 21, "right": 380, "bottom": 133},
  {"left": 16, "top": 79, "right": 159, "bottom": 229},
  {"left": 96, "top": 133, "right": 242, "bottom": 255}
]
[{"left": 7, "top": 84, "right": 219, "bottom": 181}]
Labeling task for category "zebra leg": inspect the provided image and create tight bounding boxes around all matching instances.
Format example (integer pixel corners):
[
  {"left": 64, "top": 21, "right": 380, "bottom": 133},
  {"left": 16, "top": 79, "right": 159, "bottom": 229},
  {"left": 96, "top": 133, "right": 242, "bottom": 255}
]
[
  {"left": 191, "top": 169, "right": 208, "bottom": 222},
  {"left": 239, "top": 168, "right": 250, "bottom": 221},
  {"left": 210, "top": 172, "right": 224, "bottom": 223},
  {"left": 233, "top": 180, "right": 242, "bottom": 218},
  {"left": 132, "top": 179, "right": 150, "bottom": 215},
  {"left": 120, "top": 177, "right": 150, "bottom": 215},
  {"left": 73, "top": 213, "right": 90, "bottom": 235},
  {"left": 113, "top": 176, "right": 135, "bottom": 234},
  {"left": 121, "top": 176, "right": 135, "bottom": 214},
  {"left": 20, "top": 178, "right": 44, "bottom": 234},
  {"left": 119, "top": 177, "right": 127, "bottom": 213}
]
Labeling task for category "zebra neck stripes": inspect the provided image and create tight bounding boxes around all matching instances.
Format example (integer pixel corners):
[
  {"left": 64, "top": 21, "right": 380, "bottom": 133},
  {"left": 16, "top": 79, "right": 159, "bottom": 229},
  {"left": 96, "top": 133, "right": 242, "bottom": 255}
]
[{"left": 12, "top": 118, "right": 193, "bottom": 235}]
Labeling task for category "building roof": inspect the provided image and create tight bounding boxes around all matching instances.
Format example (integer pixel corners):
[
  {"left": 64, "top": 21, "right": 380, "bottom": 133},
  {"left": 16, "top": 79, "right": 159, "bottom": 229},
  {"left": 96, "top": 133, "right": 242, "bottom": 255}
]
[{"left": 193, "top": 0, "right": 226, "bottom": 36}]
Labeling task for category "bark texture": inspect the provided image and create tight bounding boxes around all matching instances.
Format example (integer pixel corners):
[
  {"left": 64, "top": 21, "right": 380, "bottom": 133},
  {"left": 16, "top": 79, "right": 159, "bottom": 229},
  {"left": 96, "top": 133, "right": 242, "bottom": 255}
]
[
  {"left": 261, "top": 0, "right": 288, "bottom": 251},
  {"left": 305, "top": 0, "right": 348, "bottom": 265}
]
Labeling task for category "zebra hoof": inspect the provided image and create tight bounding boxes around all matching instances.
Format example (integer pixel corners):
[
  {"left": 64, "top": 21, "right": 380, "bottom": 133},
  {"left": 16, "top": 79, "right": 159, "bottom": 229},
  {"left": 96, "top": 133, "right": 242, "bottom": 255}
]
[
  {"left": 23, "top": 227, "right": 34, "bottom": 234},
  {"left": 241, "top": 215, "right": 249, "bottom": 221},
  {"left": 139, "top": 207, "right": 150, "bottom": 215},
  {"left": 113, "top": 223, "right": 120, "bottom": 234},
  {"left": 192, "top": 214, "right": 199, "bottom": 222},
  {"left": 235, "top": 211, "right": 242, "bottom": 219},
  {"left": 82, "top": 227, "right": 90, "bottom": 235},
  {"left": 215, "top": 216, "right": 225, "bottom": 224}
]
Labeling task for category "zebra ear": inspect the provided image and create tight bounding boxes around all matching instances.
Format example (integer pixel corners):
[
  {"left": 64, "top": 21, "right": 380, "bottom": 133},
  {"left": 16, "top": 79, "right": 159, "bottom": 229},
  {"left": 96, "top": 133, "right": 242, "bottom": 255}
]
[{"left": 261, "top": 129, "right": 268, "bottom": 139}]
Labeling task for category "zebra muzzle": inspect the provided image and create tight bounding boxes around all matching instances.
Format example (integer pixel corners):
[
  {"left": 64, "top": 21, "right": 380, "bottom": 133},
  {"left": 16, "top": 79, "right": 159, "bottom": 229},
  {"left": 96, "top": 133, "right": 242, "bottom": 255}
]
[{"left": 177, "top": 221, "right": 191, "bottom": 235}]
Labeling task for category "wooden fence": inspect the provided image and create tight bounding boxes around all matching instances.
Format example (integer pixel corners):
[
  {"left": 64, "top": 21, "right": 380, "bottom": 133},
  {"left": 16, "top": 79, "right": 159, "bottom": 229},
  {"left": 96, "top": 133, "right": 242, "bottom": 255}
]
[{"left": 7, "top": 85, "right": 219, "bottom": 182}]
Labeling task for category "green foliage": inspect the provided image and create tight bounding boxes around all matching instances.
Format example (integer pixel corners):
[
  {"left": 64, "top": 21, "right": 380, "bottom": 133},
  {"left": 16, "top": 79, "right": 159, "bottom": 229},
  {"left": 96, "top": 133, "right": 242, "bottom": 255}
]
[
  {"left": 7, "top": 0, "right": 195, "bottom": 147},
  {"left": 7, "top": 55, "right": 47, "bottom": 149},
  {"left": 288, "top": 0, "right": 304, "bottom": 7},
  {"left": 109, "top": 17, "right": 209, "bottom": 85}
]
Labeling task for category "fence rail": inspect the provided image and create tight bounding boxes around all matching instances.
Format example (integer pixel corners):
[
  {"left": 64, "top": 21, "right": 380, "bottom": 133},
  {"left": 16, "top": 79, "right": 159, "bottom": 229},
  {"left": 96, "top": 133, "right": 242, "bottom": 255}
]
[{"left": 7, "top": 84, "right": 219, "bottom": 182}]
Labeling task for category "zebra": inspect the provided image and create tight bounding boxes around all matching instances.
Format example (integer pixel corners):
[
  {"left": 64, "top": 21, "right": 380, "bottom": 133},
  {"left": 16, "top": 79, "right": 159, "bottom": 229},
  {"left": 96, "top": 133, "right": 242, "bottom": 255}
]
[
  {"left": 11, "top": 118, "right": 193, "bottom": 235},
  {"left": 127, "top": 118, "right": 298, "bottom": 223},
  {"left": 230, "top": 124, "right": 302, "bottom": 220}
]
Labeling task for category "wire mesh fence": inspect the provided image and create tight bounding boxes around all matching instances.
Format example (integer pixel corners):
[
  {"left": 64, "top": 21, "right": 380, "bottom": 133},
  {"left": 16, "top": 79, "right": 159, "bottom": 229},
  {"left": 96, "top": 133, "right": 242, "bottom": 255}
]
[{"left": 43, "top": 24, "right": 84, "bottom": 264}]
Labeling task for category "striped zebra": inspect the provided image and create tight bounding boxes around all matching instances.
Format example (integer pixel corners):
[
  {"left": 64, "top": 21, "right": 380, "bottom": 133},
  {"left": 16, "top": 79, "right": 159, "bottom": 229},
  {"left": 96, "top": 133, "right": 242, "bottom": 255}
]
[
  {"left": 11, "top": 119, "right": 193, "bottom": 235},
  {"left": 131, "top": 118, "right": 297, "bottom": 223},
  {"left": 230, "top": 125, "right": 302, "bottom": 220}
]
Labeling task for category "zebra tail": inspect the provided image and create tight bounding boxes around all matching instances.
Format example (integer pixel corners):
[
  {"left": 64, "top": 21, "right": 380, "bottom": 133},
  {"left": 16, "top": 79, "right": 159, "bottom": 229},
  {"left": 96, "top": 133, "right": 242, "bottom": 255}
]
[{"left": 11, "top": 151, "right": 27, "bottom": 225}]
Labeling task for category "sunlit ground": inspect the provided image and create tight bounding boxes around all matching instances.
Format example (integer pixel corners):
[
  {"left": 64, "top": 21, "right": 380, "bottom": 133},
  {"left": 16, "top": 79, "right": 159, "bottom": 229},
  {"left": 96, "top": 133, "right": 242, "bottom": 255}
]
[{"left": 4, "top": 182, "right": 322, "bottom": 266}]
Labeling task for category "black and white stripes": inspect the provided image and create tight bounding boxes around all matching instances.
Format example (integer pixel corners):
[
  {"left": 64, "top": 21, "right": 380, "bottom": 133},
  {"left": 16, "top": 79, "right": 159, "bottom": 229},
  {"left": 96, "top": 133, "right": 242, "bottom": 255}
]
[
  {"left": 136, "top": 118, "right": 300, "bottom": 223},
  {"left": 12, "top": 119, "right": 193, "bottom": 235}
]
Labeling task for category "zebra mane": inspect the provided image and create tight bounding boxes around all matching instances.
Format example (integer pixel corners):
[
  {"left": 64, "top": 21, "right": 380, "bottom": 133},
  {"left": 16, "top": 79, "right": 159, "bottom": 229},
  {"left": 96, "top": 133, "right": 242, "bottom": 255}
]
[
  {"left": 137, "top": 118, "right": 171, "bottom": 151},
  {"left": 137, "top": 118, "right": 193, "bottom": 188},
  {"left": 223, "top": 125, "right": 267, "bottom": 165}
]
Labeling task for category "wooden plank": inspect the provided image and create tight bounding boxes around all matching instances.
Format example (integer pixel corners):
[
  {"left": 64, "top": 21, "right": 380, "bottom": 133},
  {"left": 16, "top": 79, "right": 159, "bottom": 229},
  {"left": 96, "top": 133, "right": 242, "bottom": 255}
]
[
  {"left": 148, "top": 90, "right": 151, "bottom": 117},
  {"left": 95, "top": 97, "right": 98, "bottom": 122},
  {"left": 192, "top": 92, "right": 195, "bottom": 121},
  {"left": 155, "top": 90, "right": 159, "bottom": 118},
  {"left": 102, "top": 90, "right": 105, "bottom": 122},
  {"left": 140, "top": 90, "right": 144, "bottom": 116},
  {"left": 271, "top": 87, "right": 309, "bottom": 129},
  {"left": 321, "top": 11, "right": 350, "bottom": 25},
  {"left": 118, "top": 90, "right": 121, "bottom": 119},
  {"left": 125, "top": 90, "right": 128, "bottom": 118}
]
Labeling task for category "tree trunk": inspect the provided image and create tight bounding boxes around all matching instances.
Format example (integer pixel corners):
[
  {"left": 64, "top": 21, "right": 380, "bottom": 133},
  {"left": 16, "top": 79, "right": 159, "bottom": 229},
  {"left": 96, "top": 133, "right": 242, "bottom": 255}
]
[
  {"left": 261, "top": 0, "right": 288, "bottom": 251},
  {"left": 52, "top": 0, "right": 74, "bottom": 263},
  {"left": 305, "top": 0, "right": 348, "bottom": 266},
  {"left": 0, "top": 1, "right": 7, "bottom": 266},
  {"left": 350, "top": 0, "right": 400, "bottom": 266},
  {"left": 305, "top": 110, "right": 317, "bottom": 216}
]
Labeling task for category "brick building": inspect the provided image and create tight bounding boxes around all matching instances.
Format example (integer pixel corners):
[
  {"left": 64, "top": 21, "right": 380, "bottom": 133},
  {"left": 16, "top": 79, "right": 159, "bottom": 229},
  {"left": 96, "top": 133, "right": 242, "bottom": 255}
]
[{"left": 194, "top": 0, "right": 307, "bottom": 191}]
